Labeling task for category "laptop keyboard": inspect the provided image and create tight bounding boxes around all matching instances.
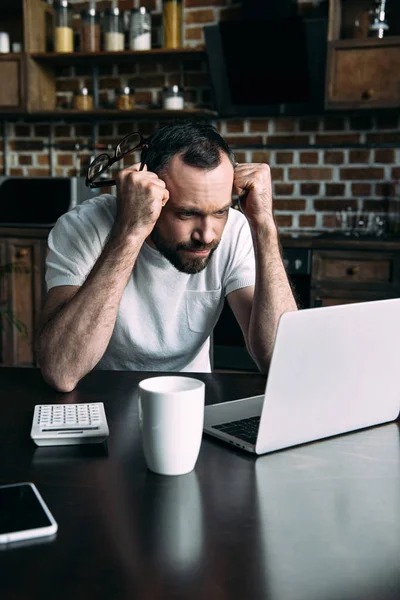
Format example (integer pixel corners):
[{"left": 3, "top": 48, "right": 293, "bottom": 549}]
[{"left": 212, "top": 416, "right": 260, "bottom": 445}]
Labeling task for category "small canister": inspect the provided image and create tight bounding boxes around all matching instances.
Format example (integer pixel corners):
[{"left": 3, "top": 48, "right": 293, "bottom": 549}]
[
  {"left": 54, "top": 0, "right": 74, "bottom": 53},
  {"left": 162, "top": 0, "right": 183, "bottom": 48},
  {"left": 80, "top": 8, "right": 101, "bottom": 52},
  {"left": 116, "top": 85, "right": 135, "bottom": 111},
  {"left": 103, "top": 7, "right": 125, "bottom": 51},
  {"left": 129, "top": 7, "right": 152, "bottom": 50},
  {"left": 163, "top": 85, "right": 184, "bottom": 110},
  {"left": 0, "top": 32, "right": 10, "bottom": 54},
  {"left": 74, "top": 86, "right": 94, "bottom": 111}
]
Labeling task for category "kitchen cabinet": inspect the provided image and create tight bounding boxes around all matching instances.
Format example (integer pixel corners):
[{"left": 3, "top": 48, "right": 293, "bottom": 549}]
[
  {"left": 325, "top": 0, "right": 400, "bottom": 109},
  {"left": 0, "top": 229, "right": 47, "bottom": 367}
]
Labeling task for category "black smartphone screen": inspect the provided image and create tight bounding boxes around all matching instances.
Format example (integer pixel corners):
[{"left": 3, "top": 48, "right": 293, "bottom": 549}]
[{"left": 0, "top": 484, "right": 52, "bottom": 534}]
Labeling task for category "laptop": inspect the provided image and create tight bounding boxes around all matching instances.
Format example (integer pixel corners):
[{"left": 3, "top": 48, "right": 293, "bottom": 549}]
[{"left": 204, "top": 298, "right": 400, "bottom": 454}]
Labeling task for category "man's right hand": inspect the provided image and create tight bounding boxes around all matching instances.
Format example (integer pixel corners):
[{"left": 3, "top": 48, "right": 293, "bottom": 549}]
[{"left": 114, "top": 163, "right": 169, "bottom": 237}]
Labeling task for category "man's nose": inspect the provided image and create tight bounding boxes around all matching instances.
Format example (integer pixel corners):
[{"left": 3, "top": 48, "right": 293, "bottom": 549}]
[{"left": 192, "top": 218, "right": 216, "bottom": 246}]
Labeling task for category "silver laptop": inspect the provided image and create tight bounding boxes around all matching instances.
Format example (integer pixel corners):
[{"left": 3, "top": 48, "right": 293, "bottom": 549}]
[{"left": 204, "top": 298, "right": 400, "bottom": 454}]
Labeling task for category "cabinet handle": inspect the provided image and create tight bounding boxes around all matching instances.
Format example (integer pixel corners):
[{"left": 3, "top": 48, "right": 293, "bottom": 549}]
[
  {"left": 346, "top": 266, "right": 359, "bottom": 276},
  {"left": 361, "top": 88, "right": 375, "bottom": 100},
  {"left": 16, "top": 248, "right": 29, "bottom": 259}
]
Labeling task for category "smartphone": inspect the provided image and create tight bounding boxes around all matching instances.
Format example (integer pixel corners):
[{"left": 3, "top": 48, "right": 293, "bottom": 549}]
[{"left": 0, "top": 482, "right": 58, "bottom": 544}]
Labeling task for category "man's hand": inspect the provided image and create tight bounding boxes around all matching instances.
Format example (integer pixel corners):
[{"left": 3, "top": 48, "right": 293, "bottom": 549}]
[
  {"left": 233, "top": 163, "right": 273, "bottom": 229},
  {"left": 114, "top": 163, "right": 169, "bottom": 237}
]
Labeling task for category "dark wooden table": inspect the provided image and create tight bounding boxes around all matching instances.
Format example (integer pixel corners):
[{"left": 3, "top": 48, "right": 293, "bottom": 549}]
[{"left": 0, "top": 368, "right": 400, "bottom": 600}]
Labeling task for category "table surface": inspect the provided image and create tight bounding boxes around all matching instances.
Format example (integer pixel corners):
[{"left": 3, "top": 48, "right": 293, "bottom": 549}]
[{"left": 0, "top": 367, "right": 399, "bottom": 600}]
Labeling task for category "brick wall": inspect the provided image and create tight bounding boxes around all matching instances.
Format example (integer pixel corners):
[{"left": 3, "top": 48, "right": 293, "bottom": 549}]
[{"left": 3, "top": 0, "right": 400, "bottom": 234}]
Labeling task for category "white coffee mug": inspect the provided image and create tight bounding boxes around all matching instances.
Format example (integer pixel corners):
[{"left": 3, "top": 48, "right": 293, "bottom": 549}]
[{"left": 138, "top": 376, "right": 205, "bottom": 476}]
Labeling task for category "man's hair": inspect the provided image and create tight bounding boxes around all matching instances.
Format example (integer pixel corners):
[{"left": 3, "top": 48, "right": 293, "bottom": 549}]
[{"left": 144, "top": 119, "right": 235, "bottom": 175}]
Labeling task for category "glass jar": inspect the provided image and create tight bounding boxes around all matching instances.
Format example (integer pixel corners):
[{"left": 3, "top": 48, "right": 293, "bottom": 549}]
[
  {"left": 129, "top": 7, "right": 151, "bottom": 51},
  {"left": 163, "top": 85, "right": 184, "bottom": 110},
  {"left": 54, "top": 0, "right": 74, "bottom": 53},
  {"left": 103, "top": 8, "right": 125, "bottom": 51},
  {"left": 80, "top": 8, "right": 100, "bottom": 52},
  {"left": 116, "top": 85, "right": 135, "bottom": 110},
  {"left": 163, "top": 0, "right": 182, "bottom": 49},
  {"left": 73, "top": 87, "right": 94, "bottom": 111}
]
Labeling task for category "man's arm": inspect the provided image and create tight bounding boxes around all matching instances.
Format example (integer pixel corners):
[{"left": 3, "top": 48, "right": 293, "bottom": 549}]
[
  {"left": 227, "top": 164, "right": 297, "bottom": 373},
  {"left": 36, "top": 165, "right": 169, "bottom": 392}
]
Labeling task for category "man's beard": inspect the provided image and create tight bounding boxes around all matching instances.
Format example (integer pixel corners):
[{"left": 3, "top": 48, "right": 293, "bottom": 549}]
[{"left": 150, "top": 226, "right": 219, "bottom": 274}]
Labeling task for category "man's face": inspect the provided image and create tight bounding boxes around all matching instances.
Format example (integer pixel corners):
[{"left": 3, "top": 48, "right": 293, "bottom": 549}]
[{"left": 148, "top": 153, "right": 234, "bottom": 274}]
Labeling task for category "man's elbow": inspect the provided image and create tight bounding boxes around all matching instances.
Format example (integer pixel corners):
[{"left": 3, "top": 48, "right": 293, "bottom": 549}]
[{"left": 40, "top": 365, "right": 78, "bottom": 393}]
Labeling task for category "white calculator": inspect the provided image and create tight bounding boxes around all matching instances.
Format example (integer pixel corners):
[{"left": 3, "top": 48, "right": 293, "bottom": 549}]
[{"left": 31, "top": 403, "right": 109, "bottom": 446}]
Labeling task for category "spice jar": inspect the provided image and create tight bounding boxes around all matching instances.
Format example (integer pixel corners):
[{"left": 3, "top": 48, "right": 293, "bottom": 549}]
[
  {"left": 103, "top": 7, "right": 125, "bottom": 51},
  {"left": 163, "top": 85, "right": 184, "bottom": 110},
  {"left": 80, "top": 8, "right": 100, "bottom": 52},
  {"left": 73, "top": 87, "right": 94, "bottom": 111},
  {"left": 163, "top": 0, "right": 182, "bottom": 49},
  {"left": 54, "top": 0, "right": 74, "bottom": 53},
  {"left": 129, "top": 7, "right": 151, "bottom": 51},
  {"left": 116, "top": 85, "right": 135, "bottom": 110}
]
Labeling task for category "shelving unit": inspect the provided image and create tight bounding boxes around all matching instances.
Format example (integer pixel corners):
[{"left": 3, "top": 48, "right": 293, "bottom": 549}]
[{"left": 0, "top": 108, "right": 217, "bottom": 121}]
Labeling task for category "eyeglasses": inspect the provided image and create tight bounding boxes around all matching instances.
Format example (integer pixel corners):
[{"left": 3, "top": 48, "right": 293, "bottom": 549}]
[{"left": 85, "top": 132, "right": 149, "bottom": 189}]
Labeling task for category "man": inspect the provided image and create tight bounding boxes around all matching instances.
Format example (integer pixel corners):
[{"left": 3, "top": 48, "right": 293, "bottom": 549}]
[{"left": 36, "top": 120, "right": 297, "bottom": 392}]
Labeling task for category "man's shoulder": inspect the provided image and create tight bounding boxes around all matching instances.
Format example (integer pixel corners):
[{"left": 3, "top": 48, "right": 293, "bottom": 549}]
[{"left": 54, "top": 194, "right": 116, "bottom": 230}]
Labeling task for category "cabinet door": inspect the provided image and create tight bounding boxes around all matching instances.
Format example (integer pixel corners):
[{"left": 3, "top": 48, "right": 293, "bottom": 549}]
[
  {"left": 0, "top": 57, "right": 24, "bottom": 109},
  {"left": 326, "top": 40, "right": 400, "bottom": 109},
  {"left": 1, "top": 239, "right": 45, "bottom": 367}
]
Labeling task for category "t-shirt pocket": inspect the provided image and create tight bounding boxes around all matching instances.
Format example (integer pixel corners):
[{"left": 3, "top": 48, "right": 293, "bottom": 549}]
[{"left": 186, "top": 290, "right": 223, "bottom": 334}]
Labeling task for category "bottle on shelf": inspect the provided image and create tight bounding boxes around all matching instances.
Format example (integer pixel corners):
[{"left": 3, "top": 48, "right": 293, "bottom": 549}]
[
  {"left": 54, "top": 0, "right": 74, "bottom": 53},
  {"left": 163, "top": 85, "right": 184, "bottom": 109},
  {"left": 103, "top": 6, "right": 125, "bottom": 51},
  {"left": 163, "top": 0, "right": 183, "bottom": 49},
  {"left": 73, "top": 86, "right": 94, "bottom": 111},
  {"left": 80, "top": 2, "right": 101, "bottom": 53},
  {"left": 116, "top": 85, "right": 135, "bottom": 110},
  {"left": 129, "top": 7, "right": 152, "bottom": 51}
]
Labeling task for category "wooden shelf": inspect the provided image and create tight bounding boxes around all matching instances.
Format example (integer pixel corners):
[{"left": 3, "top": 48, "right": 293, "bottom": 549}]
[
  {"left": 0, "top": 108, "right": 217, "bottom": 121},
  {"left": 30, "top": 48, "right": 206, "bottom": 66},
  {"left": 329, "top": 36, "right": 400, "bottom": 49}
]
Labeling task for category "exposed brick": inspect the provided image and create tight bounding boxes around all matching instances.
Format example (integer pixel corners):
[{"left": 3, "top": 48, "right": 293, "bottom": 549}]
[
  {"left": 323, "top": 215, "right": 339, "bottom": 228},
  {"left": 14, "top": 125, "right": 31, "bottom": 137},
  {"left": 349, "top": 150, "right": 370, "bottom": 163},
  {"left": 183, "top": 73, "right": 209, "bottom": 86},
  {"left": 374, "top": 149, "right": 395, "bottom": 163},
  {"left": 267, "top": 135, "right": 309, "bottom": 146},
  {"left": 57, "top": 78, "right": 88, "bottom": 92},
  {"left": 9, "top": 168, "right": 24, "bottom": 176},
  {"left": 352, "top": 183, "right": 371, "bottom": 196},
  {"left": 130, "top": 75, "right": 165, "bottom": 88},
  {"left": 321, "top": 117, "right": 346, "bottom": 131},
  {"left": 275, "top": 214, "right": 293, "bottom": 227},
  {"left": 34, "top": 125, "right": 51, "bottom": 137},
  {"left": 135, "top": 91, "right": 153, "bottom": 105},
  {"left": 37, "top": 155, "right": 50, "bottom": 166},
  {"left": 186, "top": 0, "right": 225, "bottom": 5},
  {"left": 226, "top": 121, "right": 245, "bottom": 133},
  {"left": 249, "top": 120, "right": 269, "bottom": 133},
  {"left": 274, "top": 183, "right": 294, "bottom": 196},
  {"left": 276, "top": 152, "right": 293, "bottom": 164},
  {"left": 270, "top": 167, "right": 284, "bottom": 181},
  {"left": 349, "top": 117, "right": 373, "bottom": 130},
  {"left": 340, "top": 168, "right": 384, "bottom": 180},
  {"left": 138, "top": 63, "right": 159, "bottom": 75},
  {"left": 300, "top": 183, "right": 320, "bottom": 195},
  {"left": 185, "top": 27, "right": 204, "bottom": 40},
  {"left": 363, "top": 199, "right": 388, "bottom": 211},
  {"left": 99, "top": 124, "right": 114, "bottom": 137},
  {"left": 326, "top": 183, "right": 345, "bottom": 196},
  {"left": 75, "top": 125, "right": 92, "bottom": 137},
  {"left": 314, "top": 199, "right": 357, "bottom": 211},
  {"left": 324, "top": 151, "right": 344, "bottom": 164},
  {"left": 233, "top": 151, "right": 246, "bottom": 163},
  {"left": 376, "top": 183, "right": 393, "bottom": 197},
  {"left": 219, "top": 5, "right": 242, "bottom": 20},
  {"left": 18, "top": 155, "right": 33, "bottom": 166},
  {"left": 392, "top": 167, "right": 400, "bottom": 179},
  {"left": 366, "top": 132, "right": 400, "bottom": 143},
  {"left": 298, "top": 118, "right": 319, "bottom": 132},
  {"left": 274, "top": 199, "right": 306, "bottom": 211},
  {"left": 54, "top": 126, "right": 71, "bottom": 137},
  {"left": 224, "top": 135, "right": 263, "bottom": 146},
  {"left": 375, "top": 115, "right": 399, "bottom": 129},
  {"left": 274, "top": 119, "right": 296, "bottom": 133},
  {"left": 26, "top": 169, "right": 51, "bottom": 176},
  {"left": 185, "top": 9, "right": 215, "bottom": 24},
  {"left": 299, "top": 214, "right": 316, "bottom": 228},
  {"left": 251, "top": 151, "right": 270, "bottom": 163},
  {"left": 315, "top": 134, "right": 360, "bottom": 144},
  {"left": 300, "top": 151, "right": 318, "bottom": 164},
  {"left": 289, "top": 168, "right": 332, "bottom": 181},
  {"left": 118, "top": 64, "right": 138, "bottom": 75},
  {"left": 57, "top": 154, "right": 74, "bottom": 166}
]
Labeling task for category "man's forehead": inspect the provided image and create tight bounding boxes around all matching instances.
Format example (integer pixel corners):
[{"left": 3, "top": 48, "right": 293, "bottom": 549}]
[{"left": 163, "top": 153, "right": 234, "bottom": 186}]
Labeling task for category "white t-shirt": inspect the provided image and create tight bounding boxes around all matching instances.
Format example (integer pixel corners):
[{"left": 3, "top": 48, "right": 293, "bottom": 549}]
[{"left": 46, "top": 194, "right": 255, "bottom": 372}]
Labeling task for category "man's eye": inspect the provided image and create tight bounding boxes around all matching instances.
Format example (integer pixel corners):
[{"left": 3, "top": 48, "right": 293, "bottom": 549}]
[
  {"left": 215, "top": 209, "right": 228, "bottom": 216},
  {"left": 180, "top": 212, "right": 195, "bottom": 218}
]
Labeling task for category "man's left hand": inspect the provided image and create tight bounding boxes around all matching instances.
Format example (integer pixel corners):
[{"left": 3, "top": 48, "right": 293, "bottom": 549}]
[{"left": 233, "top": 163, "right": 273, "bottom": 229}]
